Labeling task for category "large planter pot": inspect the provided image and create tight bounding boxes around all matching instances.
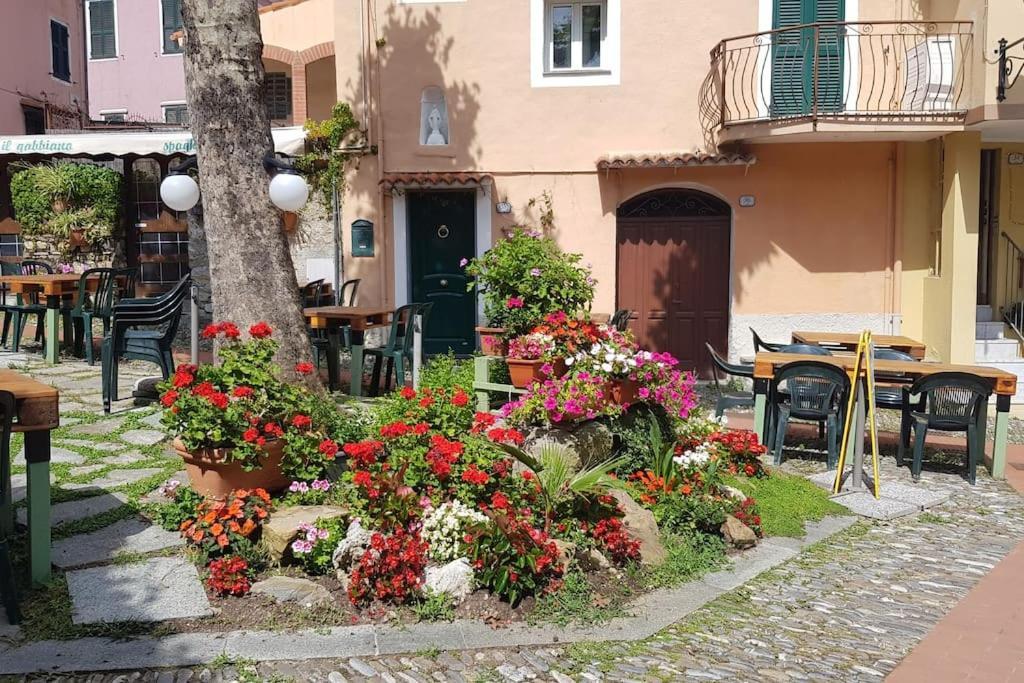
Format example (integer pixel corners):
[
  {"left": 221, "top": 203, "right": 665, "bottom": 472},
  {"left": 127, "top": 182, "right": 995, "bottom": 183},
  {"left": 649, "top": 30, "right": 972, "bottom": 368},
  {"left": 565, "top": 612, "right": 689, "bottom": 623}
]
[
  {"left": 609, "top": 378, "right": 641, "bottom": 405},
  {"left": 507, "top": 358, "right": 547, "bottom": 388},
  {"left": 476, "top": 326, "right": 507, "bottom": 357},
  {"left": 172, "top": 437, "right": 291, "bottom": 499},
  {"left": 69, "top": 229, "right": 89, "bottom": 249}
]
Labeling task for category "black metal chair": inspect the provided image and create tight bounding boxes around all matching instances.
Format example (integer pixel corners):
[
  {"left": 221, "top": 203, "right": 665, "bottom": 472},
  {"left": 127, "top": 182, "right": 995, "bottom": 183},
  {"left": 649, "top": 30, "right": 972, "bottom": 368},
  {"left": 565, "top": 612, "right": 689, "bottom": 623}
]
[
  {"left": 7, "top": 260, "right": 53, "bottom": 352},
  {"left": 770, "top": 360, "right": 850, "bottom": 468},
  {"left": 101, "top": 274, "right": 191, "bottom": 413},
  {"left": 339, "top": 278, "right": 361, "bottom": 306},
  {"left": 750, "top": 327, "right": 784, "bottom": 353},
  {"left": 898, "top": 373, "right": 992, "bottom": 484},
  {"left": 302, "top": 279, "right": 325, "bottom": 308},
  {"left": 0, "top": 389, "right": 20, "bottom": 625},
  {"left": 610, "top": 309, "right": 632, "bottom": 332},
  {"left": 705, "top": 342, "right": 754, "bottom": 418}
]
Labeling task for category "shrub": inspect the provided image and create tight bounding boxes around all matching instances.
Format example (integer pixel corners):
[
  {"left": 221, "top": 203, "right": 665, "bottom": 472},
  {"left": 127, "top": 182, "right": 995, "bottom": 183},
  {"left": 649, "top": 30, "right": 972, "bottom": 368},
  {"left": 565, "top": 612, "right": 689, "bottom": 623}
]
[
  {"left": 206, "top": 555, "right": 251, "bottom": 596},
  {"left": 151, "top": 481, "right": 205, "bottom": 532},
  {"left": 179, "top": 488, "right": 272, "bottom": 557},
  {"left": 10, "top": 161, "right": 121, "bottom": 243},
  {"left": 464, "top": 226, "right": 595, "bottom": 337},
  {"left": 502, "top": 372, "right": 622, "bottom": 426},
  {"left": 347, "top": 527, "right": 430, "bottom": 605},
  {"left": 421, "top": 500, "right": 489, "bottom": 563},
  {"left": 419, "top": 351, "right": 475, "bottom": 393},
  {"left": 464, "top": 512, "right": 563, "bottom": 605},
  {"left": 584, "top": 517, "right": 641, "bottom": 565},
  {"left": 603, "top": 405, "right": 675, "bottom": 476}
]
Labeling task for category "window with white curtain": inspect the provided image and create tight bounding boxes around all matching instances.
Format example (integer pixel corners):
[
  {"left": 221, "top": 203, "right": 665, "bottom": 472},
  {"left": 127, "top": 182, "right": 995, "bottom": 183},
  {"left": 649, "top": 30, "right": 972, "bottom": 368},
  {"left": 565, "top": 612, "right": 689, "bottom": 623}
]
[{"left": 547, "top": 1, "right": 606, "bottom": 72}]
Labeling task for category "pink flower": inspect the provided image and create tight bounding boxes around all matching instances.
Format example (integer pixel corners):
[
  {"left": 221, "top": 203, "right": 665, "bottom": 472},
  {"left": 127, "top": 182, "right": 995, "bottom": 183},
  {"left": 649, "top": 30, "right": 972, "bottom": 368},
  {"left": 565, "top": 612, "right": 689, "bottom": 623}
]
[
  {"left": 507, "top": 297, "right": 524, "bottom": 309},
  {"left": 459, "top": 258, "right": 469, "bottom": 267},
  {"left": 530, "top": 268, "right": 542, "bottom": 277}
]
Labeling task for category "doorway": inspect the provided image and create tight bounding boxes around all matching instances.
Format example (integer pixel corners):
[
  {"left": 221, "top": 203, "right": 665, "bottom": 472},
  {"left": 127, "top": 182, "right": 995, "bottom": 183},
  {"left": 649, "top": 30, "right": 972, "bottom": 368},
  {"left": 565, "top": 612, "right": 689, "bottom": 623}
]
[
  {"left": 407, "top": 190, "right": 477, "bottom": 355},
  {"left": 616, "top": 188, "right": 731, "bottom": 377},
  {"left": 978, "top": 149, "right": 1000, "bottom": 306}
]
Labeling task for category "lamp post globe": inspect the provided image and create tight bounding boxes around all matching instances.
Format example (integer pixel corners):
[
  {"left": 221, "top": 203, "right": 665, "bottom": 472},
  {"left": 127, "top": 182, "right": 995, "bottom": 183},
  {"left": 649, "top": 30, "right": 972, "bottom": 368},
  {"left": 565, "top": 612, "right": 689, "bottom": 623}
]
[
  {"left": 159, "top": 174, "right": 201, "bottom": 212},
  {"left": 269, "top": 173, "right": 310, "bottom": 212}
]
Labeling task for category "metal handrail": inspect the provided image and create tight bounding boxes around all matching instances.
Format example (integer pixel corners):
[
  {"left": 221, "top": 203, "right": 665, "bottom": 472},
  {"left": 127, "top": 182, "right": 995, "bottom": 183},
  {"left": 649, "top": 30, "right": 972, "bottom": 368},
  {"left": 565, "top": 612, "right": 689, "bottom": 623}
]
[
  {"left": 701, "top": 20, "right": 974, "bottom": 131},
  {"left": 1000, "top": 231, "right": 1024, "bottom": 344}
]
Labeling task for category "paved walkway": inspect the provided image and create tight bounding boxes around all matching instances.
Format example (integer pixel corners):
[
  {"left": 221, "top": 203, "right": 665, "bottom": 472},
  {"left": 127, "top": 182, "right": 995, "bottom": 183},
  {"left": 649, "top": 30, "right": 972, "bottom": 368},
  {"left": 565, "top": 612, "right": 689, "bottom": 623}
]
[{"left": 1, "top": 349, "right": 1024, "bottom": 682}]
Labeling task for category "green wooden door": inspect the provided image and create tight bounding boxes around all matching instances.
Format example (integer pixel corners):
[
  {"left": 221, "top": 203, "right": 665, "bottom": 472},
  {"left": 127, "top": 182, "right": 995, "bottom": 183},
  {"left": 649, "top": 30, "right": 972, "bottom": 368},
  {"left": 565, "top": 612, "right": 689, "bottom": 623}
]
[
  {"left": 771, "top": 0, "right": 845, "bottom": 116},
  {"left": 408, "top": 191, "right": 477, "bottom": 356}
]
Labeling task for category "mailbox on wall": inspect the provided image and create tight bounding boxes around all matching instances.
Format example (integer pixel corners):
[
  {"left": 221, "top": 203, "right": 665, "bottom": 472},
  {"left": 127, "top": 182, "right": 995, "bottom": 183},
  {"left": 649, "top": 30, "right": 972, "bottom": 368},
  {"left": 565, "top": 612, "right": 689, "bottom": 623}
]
[{"left": 351, "top": 219, "right": 374, "bottom": 257}]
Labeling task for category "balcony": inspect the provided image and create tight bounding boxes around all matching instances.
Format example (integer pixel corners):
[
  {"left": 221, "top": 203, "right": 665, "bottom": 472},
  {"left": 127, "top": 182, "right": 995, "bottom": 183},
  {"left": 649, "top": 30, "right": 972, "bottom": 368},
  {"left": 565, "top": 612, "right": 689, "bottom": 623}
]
[{"left": 700, "top": 21, "right": 974, "bottom": 145}]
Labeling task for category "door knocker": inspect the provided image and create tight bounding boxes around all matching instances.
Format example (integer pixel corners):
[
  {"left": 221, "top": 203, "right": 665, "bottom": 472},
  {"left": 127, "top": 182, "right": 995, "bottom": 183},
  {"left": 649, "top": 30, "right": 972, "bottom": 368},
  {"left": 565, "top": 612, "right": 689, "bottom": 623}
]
[{"left": 437, "top": 224, "right": 450, "bottom": 239}]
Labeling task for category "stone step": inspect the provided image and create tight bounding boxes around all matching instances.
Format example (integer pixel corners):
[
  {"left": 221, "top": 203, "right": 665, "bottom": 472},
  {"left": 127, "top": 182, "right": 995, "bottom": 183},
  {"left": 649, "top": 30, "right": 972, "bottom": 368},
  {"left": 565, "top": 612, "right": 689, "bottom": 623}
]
[
  {"left": 975, "top": 338, "right": 1021, "bottom": 362},
  {"left": 977, "top": 304, "right": 994, "bottom": 322},
  {"left": 976, "top": 321, "right": 1008, "bottom": 340}
]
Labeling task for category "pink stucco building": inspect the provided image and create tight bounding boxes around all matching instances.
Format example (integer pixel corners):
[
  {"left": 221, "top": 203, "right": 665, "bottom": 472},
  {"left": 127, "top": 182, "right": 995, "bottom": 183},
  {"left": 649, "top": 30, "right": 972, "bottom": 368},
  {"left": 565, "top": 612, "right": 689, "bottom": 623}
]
[{"left": 0, "top": 0, "right": 88, "bottom": 134}]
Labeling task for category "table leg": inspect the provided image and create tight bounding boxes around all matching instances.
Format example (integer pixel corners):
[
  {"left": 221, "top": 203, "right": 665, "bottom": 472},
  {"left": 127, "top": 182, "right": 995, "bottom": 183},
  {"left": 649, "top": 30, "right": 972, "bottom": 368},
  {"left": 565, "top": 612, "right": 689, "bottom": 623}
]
[
  {"left": 350, "top": 330, "right": 365, "bottom": 397},
  {"left": 992, "top": 394, "right": 1010, "bottom": 480},
  {"left": 25, "top": 430, "right": 51, "bottom": 586},
  {"left": 325, "top": 326, "right": 340, "bottom": 393},
  {"left": 44, "top": 294, "right": 60, "bottom": 365},
  {"left": 753, "top": 379, "right": 768, "bottom": 444}
]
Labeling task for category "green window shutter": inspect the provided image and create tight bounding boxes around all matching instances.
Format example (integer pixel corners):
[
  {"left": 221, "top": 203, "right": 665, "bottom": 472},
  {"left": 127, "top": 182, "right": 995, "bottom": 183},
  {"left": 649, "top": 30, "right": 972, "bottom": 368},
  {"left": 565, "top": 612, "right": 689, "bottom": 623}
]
[
  {"left": 162, "top": 0, "right": 183, "bottom": 54},
  {"left": 771, "top": 0, "right": 845, "bottom": 116},
  {"left": 51, "top": 20, "right": 71, "bottom": 82},
  {"left": 89, "top": 0, "right": 116, "bottom": 60}
]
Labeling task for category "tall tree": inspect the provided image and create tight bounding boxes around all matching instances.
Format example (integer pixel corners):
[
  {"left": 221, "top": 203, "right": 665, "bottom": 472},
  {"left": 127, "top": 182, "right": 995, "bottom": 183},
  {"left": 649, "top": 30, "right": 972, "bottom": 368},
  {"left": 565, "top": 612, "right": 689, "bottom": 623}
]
[{"left": 180, "top": 0, "right": 318, "bottom": 386}]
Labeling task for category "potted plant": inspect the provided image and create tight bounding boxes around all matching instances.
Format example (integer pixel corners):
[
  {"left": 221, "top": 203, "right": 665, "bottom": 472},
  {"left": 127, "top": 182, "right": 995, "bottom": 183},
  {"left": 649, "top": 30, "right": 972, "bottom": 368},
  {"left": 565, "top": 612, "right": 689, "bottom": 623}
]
[
  {"left": 463, "top": 225, "right": 596, "bottom": 349},
  {"left": 159, "top": 321, "right": 347, "bottom": 498},
  {"left": 506, "top": 333, "right": 556, "bottom": 388}
]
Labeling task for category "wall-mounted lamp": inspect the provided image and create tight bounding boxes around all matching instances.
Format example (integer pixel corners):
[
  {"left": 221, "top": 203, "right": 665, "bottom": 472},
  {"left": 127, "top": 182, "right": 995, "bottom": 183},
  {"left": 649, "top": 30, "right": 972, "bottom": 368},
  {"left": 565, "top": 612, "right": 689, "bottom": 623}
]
[{"left": 159, "top": 153, "right": 310, "bottom": 213}]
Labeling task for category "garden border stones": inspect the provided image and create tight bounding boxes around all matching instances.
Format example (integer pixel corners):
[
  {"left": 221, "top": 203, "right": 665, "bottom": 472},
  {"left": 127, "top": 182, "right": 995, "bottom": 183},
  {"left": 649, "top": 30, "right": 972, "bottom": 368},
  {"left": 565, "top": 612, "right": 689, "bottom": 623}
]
[{"left": 0, "top": 516, "right": 858, "bottom": 675}]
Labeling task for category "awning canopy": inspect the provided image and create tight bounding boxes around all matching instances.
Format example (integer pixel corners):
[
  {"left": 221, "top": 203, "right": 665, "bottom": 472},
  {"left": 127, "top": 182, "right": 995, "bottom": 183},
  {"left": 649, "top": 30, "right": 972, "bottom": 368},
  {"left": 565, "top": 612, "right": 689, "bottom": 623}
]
[
  {"left": 381, "top": 172, "right": 493, "bottom": 192},
  {"left": 0, "top": 127, "right": 306, "bottom": 158},
  {"left": 597, "top": 151, "right": 756, "bottom": 170}
]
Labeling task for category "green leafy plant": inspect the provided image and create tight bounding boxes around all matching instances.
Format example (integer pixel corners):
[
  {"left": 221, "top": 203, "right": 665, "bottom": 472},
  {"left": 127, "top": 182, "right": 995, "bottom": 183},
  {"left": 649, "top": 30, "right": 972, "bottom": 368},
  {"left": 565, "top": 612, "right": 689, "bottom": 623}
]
[
  {"left": 296, "top": 102, "right": 361, "bottom": 205},
  {"left": 10, "top": 161, "right": 121, "bottom": 247},
  {"left": 151, "top": 482, "right": 205, "bottom": 532},
  {"left": 412, "top": 591, "right": 456, "bottom": 622},
  {"left": 290, "top": 516, "right": 348, "bottom": 575}
]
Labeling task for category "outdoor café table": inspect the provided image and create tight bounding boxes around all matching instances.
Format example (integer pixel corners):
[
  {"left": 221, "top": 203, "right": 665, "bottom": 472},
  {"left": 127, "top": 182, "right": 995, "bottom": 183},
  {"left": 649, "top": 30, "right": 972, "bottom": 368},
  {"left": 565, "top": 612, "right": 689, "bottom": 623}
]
[
  {"left": 0, "top": 368, "right": 57, "bottom": 585},
  {"left": 791, "top": 331, "right": 927, "bottom": 360},
  {"left": 0, "top": 273, "right": 103, "bottom": 365},
  {"left": 303, "top": 306, "right": 393, "bottom": 396},
  {"left": 751, "top": 352, "right": 1018, "bottom": 484}
]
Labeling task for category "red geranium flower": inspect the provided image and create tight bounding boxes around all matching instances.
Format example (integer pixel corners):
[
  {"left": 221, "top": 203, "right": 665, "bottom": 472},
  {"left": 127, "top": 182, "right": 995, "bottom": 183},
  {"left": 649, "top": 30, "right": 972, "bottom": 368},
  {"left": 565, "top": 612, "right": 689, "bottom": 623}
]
[
  {"left": 249, "top": 321, "right": 273, "bottom": 339},
  {"left": 452, "top": 390, "right": 469, "bottom": 407},
  {"left": 319, "top": 439, "right": 339, "bottom": 459},
  {"left": 232, "top": 386, "right": 254, "bottom": 398},
  {"left": 291, "top": 414, "right": 312, "bottom": 430},
  {"left": 400, "top": 386, "right": 417, "bottom": 400},
  {"left": 294, "top": 362, "right": 314, "bottom": 375},
  {"left": 160, "top": 390, "right": 178, "bottom": 407}
]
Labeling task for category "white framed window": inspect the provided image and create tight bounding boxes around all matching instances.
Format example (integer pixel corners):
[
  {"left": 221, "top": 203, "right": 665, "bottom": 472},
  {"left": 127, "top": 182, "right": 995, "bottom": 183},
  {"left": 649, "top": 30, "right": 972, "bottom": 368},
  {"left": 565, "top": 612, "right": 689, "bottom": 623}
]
[
  {"left": 100, "top": 108, "right": 127, "bottom": 123},
  {"left": 531, "top": 0, "right": 619, "bottom": 88},
  {"left": 86, "top": 0, "right": 117, "bottom": 60},
  {"left": 162, "top": 102, "right": 188, "bottom": 125}
]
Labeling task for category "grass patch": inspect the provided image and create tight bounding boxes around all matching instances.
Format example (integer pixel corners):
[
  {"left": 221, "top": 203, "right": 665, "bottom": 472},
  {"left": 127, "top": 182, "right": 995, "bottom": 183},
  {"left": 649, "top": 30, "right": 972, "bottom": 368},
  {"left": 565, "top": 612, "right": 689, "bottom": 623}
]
[
  {"left": 637, "top": 532, "right": 728, "bottom": 591},
  {"left": 727, "top": 471, "right": 847, "bottom": 538},
  {"left": 530, "top": 570, "right": 629, "bottom": 626},
  {"left": 916, "top": 511, "right": 953, "bottom": 525},
  {"left": 412, "top": 592, "right": 456, "bottom": 623}
]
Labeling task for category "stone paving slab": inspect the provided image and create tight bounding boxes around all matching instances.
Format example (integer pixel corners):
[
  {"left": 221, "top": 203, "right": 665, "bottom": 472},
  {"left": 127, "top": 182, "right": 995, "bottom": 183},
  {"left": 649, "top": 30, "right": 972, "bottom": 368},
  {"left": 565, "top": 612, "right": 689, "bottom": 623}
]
[
  {"left": 831, "top": 490, "right": 921, "bottom": 520},
  {"left": 120, "top": 429, "right": 166, "bottom": 446},
  {"left": 75, "top": 418, "right": 125, "bottom": 436},
  {"left": 57, "top": 439, "right": 125, "bottom": 452},
  {"left": 63, "top": 467, "right": 165, "bottom": 491},
  {"left": 52, "top": 517, "right": 183, "bottom": 568},
  {"left": 16, "top": 491, "right": 129, "bottom": 527},
  {"left": 67, "top": 464, "right": 106, "bottom": 477},
  {"left": 66, "top": 557, "right": 212, "bottom": 624},
  {"left": 103, "top": 451, "right": 148, "bottom": 465},
  {"left": 14, "top": 445, "right": 85, "bottom": 465},
  {"left": 809, "top": 470, "right": 951, "bottom": 519},
  {"left": 9, "top": 472, "right": 55, "bottom": 504},
  {"left": 140, "top": 412, "right": 164, "bottom": 429}
]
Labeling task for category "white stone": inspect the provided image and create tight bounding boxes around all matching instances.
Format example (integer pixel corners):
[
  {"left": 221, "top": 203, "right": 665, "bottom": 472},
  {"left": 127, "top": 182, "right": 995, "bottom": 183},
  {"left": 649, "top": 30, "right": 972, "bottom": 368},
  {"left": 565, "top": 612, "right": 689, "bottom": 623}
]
[
  {"left": 332, "top": 519, "right": 373, "bottom": 572},
  {"left": 250, "top": 577, "right": 334, "bottom": 607},
  {"left": 423, "top": 558, "right": 474, "bottom": 604},
  {"left": 15, "top": 446, "right": 85, "bottom": 464}
]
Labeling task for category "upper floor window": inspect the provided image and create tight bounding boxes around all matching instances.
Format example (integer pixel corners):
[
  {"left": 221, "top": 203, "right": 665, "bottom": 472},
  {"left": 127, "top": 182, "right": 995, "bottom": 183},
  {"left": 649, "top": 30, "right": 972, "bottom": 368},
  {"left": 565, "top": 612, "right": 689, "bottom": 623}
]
[
  {"left": 547, "top": 1, "right": 605, "bottom": 71},
  {"left": 531, "top": 0, "right": 619, "bottom": 88},
  {"left": 163, "top": 103, "right": 189, "bottom": 125},
  {"left": 87, "top": 0, "right": 117, "bottom": 60},
  {"left": 161, "top": 0, "right": 183, "bottom": 54},
  {"left": 101, "top": 110, "right": 126, "bottom": 123},
  {"left": 50, "top": 20, "right": 71, "bottom": 82},
  {"left": 265, "top": 73, "right": 292, "bottom": 121}
]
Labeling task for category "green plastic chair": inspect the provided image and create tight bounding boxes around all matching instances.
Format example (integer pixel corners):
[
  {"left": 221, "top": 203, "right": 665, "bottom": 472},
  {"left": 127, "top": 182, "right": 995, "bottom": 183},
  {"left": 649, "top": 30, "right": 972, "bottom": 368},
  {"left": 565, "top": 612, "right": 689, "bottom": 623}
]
[
  {"left": 365, "top": 303, "right": 420, "bottom": 396},
  {"left": 769, "top": 360, "right": 850, "bottom": 468},
  {"left": 705, "top": 342, "right": 754, "bottom": 418},
  {"left": 7, "top": 260, "right": 53, "bottom": 352},
  {"left": 0, "top": 389, "right": 20, "bottom": 625},
  {"left": 898, "top": 372, "right": 992, "bottom": 484},
  {"left": 69, "top": 267, "right": 118, "bottom": 366}
]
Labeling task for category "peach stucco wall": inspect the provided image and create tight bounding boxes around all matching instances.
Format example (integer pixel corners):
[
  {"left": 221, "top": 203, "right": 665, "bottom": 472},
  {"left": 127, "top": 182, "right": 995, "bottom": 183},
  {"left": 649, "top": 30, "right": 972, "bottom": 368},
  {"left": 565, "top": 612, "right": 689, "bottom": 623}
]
[{"left": 0, "top": 0, "right": 87, "bottom": 133}]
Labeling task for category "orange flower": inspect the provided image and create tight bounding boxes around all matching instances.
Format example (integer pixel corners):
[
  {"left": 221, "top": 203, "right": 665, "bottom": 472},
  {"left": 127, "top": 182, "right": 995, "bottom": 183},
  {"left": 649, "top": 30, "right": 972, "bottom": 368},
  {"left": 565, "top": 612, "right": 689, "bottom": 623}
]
[
  {"left": 240, "top": 518, "right": 256, "bottom": 536},
  {"left": 190, "top": 528, "right": 205, "bottom": 542},
  {"left": 680, "top": 484, "right": 693, "bottom": 496},
  {"left": 180, "top": 520, "right": 193, "bottom": 531},
  {"left": 255, "top": 507, "right": 267, "bottom": 519},
  {"left": 228, "top": 521, "right": 241, "bottom": 533},
  {"left": 202, "top": 510, "right": 218, "bottom": 524},
  {"left": 254, "top": 488, "right": 271, "bottom": 503},
  {"left": 210, "top": 523, "right": 224, "bottom": 536},
  {"left": 216, "top": 534, "right": 229, "bottom": 548}
]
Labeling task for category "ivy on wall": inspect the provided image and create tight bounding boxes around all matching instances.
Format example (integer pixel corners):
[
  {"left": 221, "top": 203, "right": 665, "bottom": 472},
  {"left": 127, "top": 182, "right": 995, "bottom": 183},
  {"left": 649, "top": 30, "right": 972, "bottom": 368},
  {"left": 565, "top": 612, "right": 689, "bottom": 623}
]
[
  {"left": 9, "top": 162, "right": 122, "bottom": 246},
  {"left": 295, "top": 102, "right": 361, "bottom": 206}
]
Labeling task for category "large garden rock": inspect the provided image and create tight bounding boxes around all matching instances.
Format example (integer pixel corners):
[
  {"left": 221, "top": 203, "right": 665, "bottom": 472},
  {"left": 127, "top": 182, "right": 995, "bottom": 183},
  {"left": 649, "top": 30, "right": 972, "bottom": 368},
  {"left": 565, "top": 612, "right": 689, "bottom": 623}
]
[
  {"left": 552, "top": 539, "right": 577, "bottom": 573},
  {"left": 251, "top": 576, "right": 333, "bottom": 607},
  {"left": 423, "top": 558, "right": 474, "bottom": 604},
  {"left": 721, "top": 515, "right": 758, "bottom": 549},
  {"left": 608, "top": 489, "right": 667, "bottom": 566},
  {"left": 262, "top": 505, "right": 347, "bottom": 561},
  {"left": 332, "top": 519, "right": 373, "bottom": 572},
  {"left": 522, "top": 421, "right": 614, "bottom": 469}
]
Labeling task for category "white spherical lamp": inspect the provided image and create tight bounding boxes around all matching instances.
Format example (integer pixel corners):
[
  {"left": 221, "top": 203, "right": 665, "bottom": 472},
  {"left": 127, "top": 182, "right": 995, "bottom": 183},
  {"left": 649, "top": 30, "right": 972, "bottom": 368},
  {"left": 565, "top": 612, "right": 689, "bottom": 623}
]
[
  {"left": 159, "top": 174, "right": 200, "bottom": 211},
  {"left": 269, "top": 172, "right": 309, "bottom": 212}
]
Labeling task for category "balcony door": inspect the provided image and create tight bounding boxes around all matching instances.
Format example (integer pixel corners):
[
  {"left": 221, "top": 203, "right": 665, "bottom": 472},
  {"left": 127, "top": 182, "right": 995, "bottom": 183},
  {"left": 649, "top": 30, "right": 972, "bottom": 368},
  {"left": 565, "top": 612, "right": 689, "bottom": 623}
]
[{"left": 771, "top": 0, "right": 845, "bottom": 117}]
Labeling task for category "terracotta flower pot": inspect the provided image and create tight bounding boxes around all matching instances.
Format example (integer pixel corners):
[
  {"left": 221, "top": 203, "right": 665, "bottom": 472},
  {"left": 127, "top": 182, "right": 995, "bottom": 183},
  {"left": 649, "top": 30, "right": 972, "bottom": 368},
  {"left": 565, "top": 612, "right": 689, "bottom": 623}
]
[
  {"left": 69, "top": 229, "right": 88, "bottom": 249},
  {"left": 550, "top": 358, "right": 568, "bottom": 378},
  {"left": 172, "top": 437, "right": 291, "bottom": 499},
  {"left": 476, "top": 326, "right": 508, "bottom": 357},
  {"left": 507, "top": 358, "right": 547, "bottom": 388},
  {"left": 609, "top": 378, "right": 640, "bottom": 405}
]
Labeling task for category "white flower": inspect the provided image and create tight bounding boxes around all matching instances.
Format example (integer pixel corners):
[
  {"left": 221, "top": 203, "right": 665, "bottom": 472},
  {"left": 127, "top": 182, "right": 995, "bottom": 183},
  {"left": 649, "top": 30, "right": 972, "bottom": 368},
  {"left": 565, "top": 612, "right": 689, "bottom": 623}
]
[
  {"left": 422, "top": 501, "right": 489, "bottom": 563},
  {"left": 565, "top": 356, "right": 575, "bottom": 366},
  {"left": 601, "top": 362, "right": 613, "bottom": 373}
]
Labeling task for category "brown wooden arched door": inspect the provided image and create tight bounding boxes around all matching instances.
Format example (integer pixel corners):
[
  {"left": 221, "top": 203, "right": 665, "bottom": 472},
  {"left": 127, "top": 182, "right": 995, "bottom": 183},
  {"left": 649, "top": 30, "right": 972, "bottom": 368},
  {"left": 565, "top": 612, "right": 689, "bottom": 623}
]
[{"left": 616, "top": 189, "right": 731, "bottom": 377}]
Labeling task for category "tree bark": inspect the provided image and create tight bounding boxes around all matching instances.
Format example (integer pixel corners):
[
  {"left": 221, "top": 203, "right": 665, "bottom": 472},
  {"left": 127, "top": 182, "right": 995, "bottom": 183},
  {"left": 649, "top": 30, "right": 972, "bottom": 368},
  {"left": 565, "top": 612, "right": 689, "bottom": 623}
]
[{"left": 180, "top": 0, "right": 319, "bottom": 387}]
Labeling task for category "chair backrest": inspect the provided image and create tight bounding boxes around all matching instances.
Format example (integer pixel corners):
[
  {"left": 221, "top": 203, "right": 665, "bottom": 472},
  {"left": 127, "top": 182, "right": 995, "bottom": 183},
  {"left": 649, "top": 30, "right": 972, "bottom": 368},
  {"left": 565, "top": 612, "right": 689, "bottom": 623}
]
[
  {"left": 750, "top": 327, "right": 783, "bottom": 353},
  {"left": 418, "top": 302, "right": 435, "bottom": 338},
  {"left": 76, "top": 267, "right": 118, "bottom": 314},
  {"left": 0, "top": 262, "right": 19, "bottom": 276},
  {"left": 20, "top": 260, "right": 53, "bottom": 274},
  {"left": 610, "top": 309, "right": 632, "bottom": 332},
  {"left": 773, "top": 360, "right": 850, "bottom": 419},
  {"left": 387, "top": 303, "right": 420, "bottom": 350},
  {"left": 0, "top": 390, "right": 13, "bottom": 520},
  {"left": 116, "top": 267, "right": 139, "bottom": 299},
  {"left": 114, "top": 274, "right": 191, "bottom": 329},
  {"left": 779, "top": 343, "right": 832, "bottom": 356},
  {"left": 705, "top": 342, "right": 753, "bottom": 391},
  {"left": 340, "top": 278, "right": 361, "bottom": 306},
  {"left": 302, "top": 279, "right": 325, "bottom": 308},
  {"left": 873, "top": 348, "right": 916, "bottom": 362},
  {"left": 909, "top": 372, "right": 993, "bottom": 429}
]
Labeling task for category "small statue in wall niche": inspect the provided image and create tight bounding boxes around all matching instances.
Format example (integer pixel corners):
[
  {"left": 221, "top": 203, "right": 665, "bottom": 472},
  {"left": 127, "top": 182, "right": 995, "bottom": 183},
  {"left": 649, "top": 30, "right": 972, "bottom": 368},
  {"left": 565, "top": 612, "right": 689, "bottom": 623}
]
[{"left": 425, "top": 107, "right": 447, "bottom": 145}]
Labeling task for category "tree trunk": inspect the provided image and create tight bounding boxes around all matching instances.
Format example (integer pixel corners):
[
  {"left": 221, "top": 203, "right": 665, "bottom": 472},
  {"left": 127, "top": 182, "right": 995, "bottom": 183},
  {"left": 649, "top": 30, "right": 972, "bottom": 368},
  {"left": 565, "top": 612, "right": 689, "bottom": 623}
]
[{"left": 180, "top": 0, "right": 318, "bottom": 387}]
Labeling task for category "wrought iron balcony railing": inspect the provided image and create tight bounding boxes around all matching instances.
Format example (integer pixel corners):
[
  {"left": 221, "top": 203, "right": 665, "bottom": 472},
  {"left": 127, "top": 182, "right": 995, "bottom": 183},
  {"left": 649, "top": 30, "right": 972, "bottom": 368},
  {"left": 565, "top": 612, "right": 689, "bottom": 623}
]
[{"left": 701, "top": 21, "right": 974, "bottom": 129}]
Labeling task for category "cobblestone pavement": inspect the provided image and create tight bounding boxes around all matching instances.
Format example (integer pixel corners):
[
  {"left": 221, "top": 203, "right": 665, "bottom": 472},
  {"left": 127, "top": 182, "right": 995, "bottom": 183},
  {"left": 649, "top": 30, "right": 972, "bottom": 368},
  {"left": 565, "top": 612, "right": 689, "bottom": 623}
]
[{"left": 3, "top": 351, "right": 1024, "bottom": 682}]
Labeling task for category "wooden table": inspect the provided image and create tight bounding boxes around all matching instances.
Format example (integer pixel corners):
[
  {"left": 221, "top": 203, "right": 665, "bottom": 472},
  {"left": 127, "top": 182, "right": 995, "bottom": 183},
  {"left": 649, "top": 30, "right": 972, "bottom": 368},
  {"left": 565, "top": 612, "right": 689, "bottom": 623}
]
[
  {"left": 0, "top": 273, "right": 102, "bottom": 365},
  {"left": 304, "top": 306, "right": 394, "bottom": 396},
  {"left": 0, "top": 368, "right": 57, "bottom": 585},
  {"left": 791, "top": 331, "right": 927, "bottom": 360},
  {"left": 752, "top": 352, "right": 1018, "bottom": 480}
]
